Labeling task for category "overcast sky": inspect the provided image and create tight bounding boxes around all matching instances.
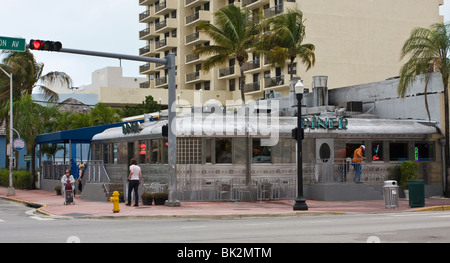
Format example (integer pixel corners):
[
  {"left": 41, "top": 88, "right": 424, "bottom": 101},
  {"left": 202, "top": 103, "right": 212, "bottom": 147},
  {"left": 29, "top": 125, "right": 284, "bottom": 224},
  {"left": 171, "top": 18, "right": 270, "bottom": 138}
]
[{"left": 1, "top": 0, "right": 450, "bottom": 88}]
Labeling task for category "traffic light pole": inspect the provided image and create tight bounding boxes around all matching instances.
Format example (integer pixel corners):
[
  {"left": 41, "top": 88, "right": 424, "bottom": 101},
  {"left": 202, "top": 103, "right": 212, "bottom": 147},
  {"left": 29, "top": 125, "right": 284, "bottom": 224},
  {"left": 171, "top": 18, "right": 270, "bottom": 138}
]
[
  {"left": 58, "top": 47, "right": 167, "bottom": 64},
  {"left": 29, "top": 45, "right": 180, "bottom": 206}
]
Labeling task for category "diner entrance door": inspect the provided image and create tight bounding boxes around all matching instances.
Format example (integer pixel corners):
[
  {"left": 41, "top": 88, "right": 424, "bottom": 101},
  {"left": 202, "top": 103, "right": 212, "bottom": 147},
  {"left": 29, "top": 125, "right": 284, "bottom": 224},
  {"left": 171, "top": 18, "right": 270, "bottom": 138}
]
[{"left": 315, "top": 139, "right": 334, "bottom": 182}]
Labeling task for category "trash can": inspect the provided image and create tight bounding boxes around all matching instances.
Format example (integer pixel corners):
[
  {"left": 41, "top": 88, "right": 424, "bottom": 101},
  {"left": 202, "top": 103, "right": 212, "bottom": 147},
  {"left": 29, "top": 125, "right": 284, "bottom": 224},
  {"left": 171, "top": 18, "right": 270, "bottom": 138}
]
[
  {"left": 408, "top": 180, "right": 425, "bottom": 208},
  {"left": 383, "top": 180, "right": 399, "bottom": 209}
]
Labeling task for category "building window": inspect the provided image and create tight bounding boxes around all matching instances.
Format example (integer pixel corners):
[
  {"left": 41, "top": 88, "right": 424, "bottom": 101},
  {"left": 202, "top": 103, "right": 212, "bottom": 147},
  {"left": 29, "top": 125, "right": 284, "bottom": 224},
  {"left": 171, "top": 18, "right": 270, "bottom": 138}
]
[
  {"left": 216, "top": 138, "right": 232, "bottom": 164},
  {"left": 272, "top": 138, "right": 295, "bottom": 163},
  {"left": 415, "top": 142, "right": 435, "bottom": 161},
  {"left": 177, "top": 138, "right": 202, "bottom": 164},
  {"left": 389, "top": 142, "right": 408, "bottom": 161},
  {"left": 253, "top": 138, "right": 271, "bottom": 163},
  {"left": 372, "top": 141, "right": 384, "bottom": 161}
]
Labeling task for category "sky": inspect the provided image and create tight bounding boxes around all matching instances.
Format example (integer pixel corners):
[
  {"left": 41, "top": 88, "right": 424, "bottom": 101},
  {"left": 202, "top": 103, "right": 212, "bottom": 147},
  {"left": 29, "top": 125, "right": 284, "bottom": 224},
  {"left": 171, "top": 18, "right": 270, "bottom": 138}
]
[{"left": 1, "top": 0, "right": 450, "bottom": 88}]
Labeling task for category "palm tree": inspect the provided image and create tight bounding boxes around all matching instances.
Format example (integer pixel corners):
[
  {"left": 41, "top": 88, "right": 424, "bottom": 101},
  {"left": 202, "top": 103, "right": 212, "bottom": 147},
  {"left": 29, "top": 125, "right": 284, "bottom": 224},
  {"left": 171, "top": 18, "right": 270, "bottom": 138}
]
[
  {"left": 0, "top": 95, "right": 60, "bottom": 188},
  {"left": 261, "top": 9, "right": 316, "bottom": 80},
  {"left": 0, "top": 50, "right": 72, "bottom": 103},
  {"left": 398, "top": 23, "right": 450, "bottom": 196},
  {"left": 195, "top": 4, "right": 260, "bottom": 104}
]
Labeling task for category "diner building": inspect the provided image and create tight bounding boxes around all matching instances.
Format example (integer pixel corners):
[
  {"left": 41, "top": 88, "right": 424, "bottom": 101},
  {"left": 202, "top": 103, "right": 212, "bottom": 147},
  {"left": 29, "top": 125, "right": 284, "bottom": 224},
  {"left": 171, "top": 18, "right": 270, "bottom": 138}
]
[{"left": 37, "top": 73, "right": 446, "bottom": 201}]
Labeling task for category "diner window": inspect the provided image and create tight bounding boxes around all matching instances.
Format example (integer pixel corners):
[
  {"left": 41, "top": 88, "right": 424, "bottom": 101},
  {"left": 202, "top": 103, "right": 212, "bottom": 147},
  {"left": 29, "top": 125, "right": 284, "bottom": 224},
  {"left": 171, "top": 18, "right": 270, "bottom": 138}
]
[
  {"left": 150, "top": 139, "right": 159, "bottom": 164},
  {"left": 138, "top": 140, "right": 148, "bottom": 164},
  {"left": 272, "top": 138, "right": 295, "bottom": 163},
  {"left": 117, "top": 142, "right": 128, "bottom": 164},
  {"left": 253, "top": 138, "right": 271, "bottom": 163},
  {"left": 233, "top": 138, "right": 246, "bottom": 164},
  {"left": 205, "top": 139, "right": 212, "bottom": 163},
  {"left": 389, "top": 142, "right": 408, "bottom": 161},
  {"left": 415, "top": 142, "right": 435, "bottom": 161},
  {"left": 372, "top": 141, "right": 384, "bottom": 161},
  {"left": 216, "top": 138, "right": 232, "bottom": 164}
]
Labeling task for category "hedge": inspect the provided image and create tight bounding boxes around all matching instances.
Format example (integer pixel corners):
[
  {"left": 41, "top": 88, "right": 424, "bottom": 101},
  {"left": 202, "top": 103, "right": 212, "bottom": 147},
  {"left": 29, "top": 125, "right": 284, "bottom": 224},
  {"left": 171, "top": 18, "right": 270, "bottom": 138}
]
[{"left": 0, "top": 169, "right": 34, "bottom": 189}]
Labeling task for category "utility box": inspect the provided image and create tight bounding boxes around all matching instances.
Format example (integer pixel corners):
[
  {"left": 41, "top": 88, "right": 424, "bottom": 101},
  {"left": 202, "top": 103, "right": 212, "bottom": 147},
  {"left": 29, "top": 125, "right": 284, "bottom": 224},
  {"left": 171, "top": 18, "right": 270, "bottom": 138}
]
[{"left": 408, "top": 180, "right": 425, "bottom": 208}]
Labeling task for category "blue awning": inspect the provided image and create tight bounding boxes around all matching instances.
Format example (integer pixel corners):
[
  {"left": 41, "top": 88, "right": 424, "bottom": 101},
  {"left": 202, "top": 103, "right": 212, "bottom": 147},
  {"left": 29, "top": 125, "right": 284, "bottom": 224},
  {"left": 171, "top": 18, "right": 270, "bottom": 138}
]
[{"left": 36, "top": 122, "right": 127, "bottom": 144}]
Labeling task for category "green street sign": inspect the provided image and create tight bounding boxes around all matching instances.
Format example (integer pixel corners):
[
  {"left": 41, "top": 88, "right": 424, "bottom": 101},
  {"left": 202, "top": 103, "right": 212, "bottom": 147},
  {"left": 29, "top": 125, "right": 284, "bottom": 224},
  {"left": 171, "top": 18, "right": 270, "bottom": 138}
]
[{"left": 0, "top": 36, "right": 26, "bottom": 52}]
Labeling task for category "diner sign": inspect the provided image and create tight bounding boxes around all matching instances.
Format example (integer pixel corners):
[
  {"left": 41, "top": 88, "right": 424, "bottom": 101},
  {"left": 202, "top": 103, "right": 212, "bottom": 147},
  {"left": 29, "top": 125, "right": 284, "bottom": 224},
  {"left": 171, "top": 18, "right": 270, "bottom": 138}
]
[
  {"left": 301, "top": 117, "right": 348, "bottom": 130},
  {"left": 122, "top": 121, "right": 143, "bottom": 135}
]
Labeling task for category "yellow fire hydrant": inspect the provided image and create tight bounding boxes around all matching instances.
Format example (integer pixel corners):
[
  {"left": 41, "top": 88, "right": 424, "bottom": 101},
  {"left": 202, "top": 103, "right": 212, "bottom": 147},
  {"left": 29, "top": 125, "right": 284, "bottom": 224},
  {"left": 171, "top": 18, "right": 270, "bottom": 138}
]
[{"left": 109, "top": 191, "right": 120, "bottom": 213}]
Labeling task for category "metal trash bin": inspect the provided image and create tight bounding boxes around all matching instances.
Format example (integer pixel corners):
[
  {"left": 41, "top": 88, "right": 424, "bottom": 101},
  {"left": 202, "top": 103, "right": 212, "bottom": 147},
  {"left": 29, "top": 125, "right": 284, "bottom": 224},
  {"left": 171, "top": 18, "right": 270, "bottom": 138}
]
[
  {"left": 383, "top": 180, "right": 399, "bottom": 209},
  {"left": 408, "top": 180, "right": 425, "bottom": 208}
]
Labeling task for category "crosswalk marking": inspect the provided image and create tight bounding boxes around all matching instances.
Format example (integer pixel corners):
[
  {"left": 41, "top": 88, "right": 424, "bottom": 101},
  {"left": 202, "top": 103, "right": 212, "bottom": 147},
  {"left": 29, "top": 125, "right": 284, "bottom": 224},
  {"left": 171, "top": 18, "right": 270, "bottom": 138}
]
[{"left": 0, "top": 219, "right": 4, "bottom": 222}]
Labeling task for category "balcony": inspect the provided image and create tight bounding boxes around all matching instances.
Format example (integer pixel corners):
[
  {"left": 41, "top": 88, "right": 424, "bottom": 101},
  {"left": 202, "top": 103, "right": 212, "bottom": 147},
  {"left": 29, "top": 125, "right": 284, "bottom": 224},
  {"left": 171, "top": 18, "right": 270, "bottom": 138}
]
[
  {"left": 185, "top": 53, "right": 208, "bottom": 64},
  {"left": 155, "top": 18, "right": 178, "bottom": 34},
  {"left": 263, "top": 4, "right": 284, "bottom": 18},
  {"left": 155, "top": 76, "right": 168, "bottom": 88},
  {"left": 244, "top": 82, "right": 261, "bottom": 93},
  {"left": 155, "top": 37, "right": 177, "bottom": 52},
  {"left": 185, "top": 0, "right": 210, "bottom": 8},
  {"left": 186, "top": 71, "right": 208, "bottom": 84},
  {"left": 264, "top": 75, "right": 287, "bottom": 89},
  {"left": 218, "top": 65, "right": 239, "bottom": 79},
  {"left": 185, "top": 32, "right": 209, "bottom": 46},
  {"left": 242, "top": 0, "right": 269, "bottom": 9},
  {"left": 140, "top": 63, "right": 151, "bottom": 74},
  {"left": 185, "top": 10, "right": 210, "bottom": 27},
  {"left": 139, "top": 26, "right": 158, "bottom": 40},
  {"left": 242, "top": 59, "right": 261, "bottom": 72},
  {"left": 139, "top": 44, "right": 159, "bottom": 57},
  {"left": 155, "top": 1, "right": 177, "bottom": 16},
  {"left": 139, "top": 0, "right": 154, "bottom": 6},
  {"left": 140, "top": 81, "right": 151, "bottom": 89}
]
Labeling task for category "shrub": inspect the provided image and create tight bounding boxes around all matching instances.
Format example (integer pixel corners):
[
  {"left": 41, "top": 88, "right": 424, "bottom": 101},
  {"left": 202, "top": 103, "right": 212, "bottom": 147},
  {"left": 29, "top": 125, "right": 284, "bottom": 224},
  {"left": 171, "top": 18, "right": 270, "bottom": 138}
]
[
  {"left": 0, "top": 169, "right": 33, "bottom": 189},
  {"left": 400, "top": 160, "right": 419, "bottom": 189}
]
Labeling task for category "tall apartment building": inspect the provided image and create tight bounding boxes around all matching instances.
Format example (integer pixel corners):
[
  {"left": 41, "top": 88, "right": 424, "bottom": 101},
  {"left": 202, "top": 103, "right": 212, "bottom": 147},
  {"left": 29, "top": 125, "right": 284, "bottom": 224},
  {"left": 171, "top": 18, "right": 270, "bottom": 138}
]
[{"left": 138, "top": 0, "right": 443, "bottom": 106}]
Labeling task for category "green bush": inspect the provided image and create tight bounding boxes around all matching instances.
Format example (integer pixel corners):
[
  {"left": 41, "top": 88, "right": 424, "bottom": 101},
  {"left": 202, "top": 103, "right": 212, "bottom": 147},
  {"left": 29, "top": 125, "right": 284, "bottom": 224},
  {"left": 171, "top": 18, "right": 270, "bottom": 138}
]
[
  {"left": 0, "top": 169, "right": 33, "bottom": 189},
  {"left": 400, "top": 160, "right": 419, "bottom": 189}
]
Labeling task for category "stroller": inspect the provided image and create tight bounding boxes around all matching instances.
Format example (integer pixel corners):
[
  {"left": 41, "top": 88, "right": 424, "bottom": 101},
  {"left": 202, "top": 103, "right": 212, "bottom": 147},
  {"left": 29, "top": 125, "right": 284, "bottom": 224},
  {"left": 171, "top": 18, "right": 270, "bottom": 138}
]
[{"left": 63, "top": 178, "right": 75, "bottom": 205}]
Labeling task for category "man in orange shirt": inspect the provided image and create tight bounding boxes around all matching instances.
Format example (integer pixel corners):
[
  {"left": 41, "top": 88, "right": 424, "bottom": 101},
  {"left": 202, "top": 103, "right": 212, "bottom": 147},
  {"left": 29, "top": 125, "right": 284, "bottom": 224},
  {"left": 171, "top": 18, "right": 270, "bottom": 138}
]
[{"left": 352, "top": 145, "right": 366, "bottom": 183}]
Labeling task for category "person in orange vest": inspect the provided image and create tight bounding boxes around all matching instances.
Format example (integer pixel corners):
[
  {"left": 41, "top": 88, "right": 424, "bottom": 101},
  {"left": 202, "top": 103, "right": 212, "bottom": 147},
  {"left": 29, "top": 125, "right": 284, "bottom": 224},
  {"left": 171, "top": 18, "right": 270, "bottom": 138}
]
[{"left": 352, "top": 145, "right": 366, "bottom": 183}]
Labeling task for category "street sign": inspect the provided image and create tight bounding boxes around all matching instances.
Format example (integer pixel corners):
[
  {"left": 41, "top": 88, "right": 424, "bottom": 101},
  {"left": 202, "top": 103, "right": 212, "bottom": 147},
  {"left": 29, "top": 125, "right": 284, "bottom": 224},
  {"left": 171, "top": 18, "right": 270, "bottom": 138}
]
[
  {"left": 13, "top": 138, "right": 25, "bottom": 151},
  {"left": 0, "top": 36, "right": 26, "bottom": 52}
]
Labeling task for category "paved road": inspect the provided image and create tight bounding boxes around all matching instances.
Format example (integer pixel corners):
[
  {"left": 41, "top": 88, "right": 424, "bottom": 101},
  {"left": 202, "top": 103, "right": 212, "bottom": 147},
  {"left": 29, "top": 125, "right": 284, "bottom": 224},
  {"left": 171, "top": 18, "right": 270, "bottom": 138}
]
[{"left": 1, "top": 199, "right": 450, "bottom": 243}]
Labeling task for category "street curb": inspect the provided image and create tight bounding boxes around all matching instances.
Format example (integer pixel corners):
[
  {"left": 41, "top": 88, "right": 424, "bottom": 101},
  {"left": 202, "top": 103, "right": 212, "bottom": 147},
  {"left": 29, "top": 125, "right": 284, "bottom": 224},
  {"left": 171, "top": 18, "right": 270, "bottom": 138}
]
[
  {"left": 74, "top": 211, "right": 347, "bottom": 220},
  {"left": 413, "top": 205, "right": 450, "bottom": 212},
  {"left": 0, "top": 195, "right": 52, "bottom": 216}
]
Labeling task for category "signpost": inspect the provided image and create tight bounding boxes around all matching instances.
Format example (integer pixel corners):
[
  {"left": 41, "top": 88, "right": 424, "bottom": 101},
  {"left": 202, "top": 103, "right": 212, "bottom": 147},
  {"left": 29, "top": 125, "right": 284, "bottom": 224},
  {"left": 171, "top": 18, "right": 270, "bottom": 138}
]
[{"left": 0, "top": 36, "right": 26, "bottom": 52}]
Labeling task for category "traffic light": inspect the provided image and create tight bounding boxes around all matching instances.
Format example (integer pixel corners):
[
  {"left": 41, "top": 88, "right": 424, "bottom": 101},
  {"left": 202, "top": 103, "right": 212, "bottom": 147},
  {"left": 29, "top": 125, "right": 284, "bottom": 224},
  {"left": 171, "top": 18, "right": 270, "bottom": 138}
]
[
  {"left": 29, "top": 39, "right": 62, "bottom": 51},
  {"left": 162, "top": 124, "right": 169, "bottom": 137}
]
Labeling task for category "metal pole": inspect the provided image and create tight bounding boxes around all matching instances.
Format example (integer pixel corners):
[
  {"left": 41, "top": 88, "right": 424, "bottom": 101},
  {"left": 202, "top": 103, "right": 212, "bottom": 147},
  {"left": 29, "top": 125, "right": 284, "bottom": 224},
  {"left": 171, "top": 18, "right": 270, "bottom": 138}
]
[
  {"left": 165, "top": 54, "right": 180, "bottom": 206},
  {"left": 293, "top": 93, "right": 307, "bottom": 210},
  {"left": 58, "top": 48, "right": 167, "bottom": 64},
  {"left": 0, "top": 66, "right": 15, "bottom": 196}
]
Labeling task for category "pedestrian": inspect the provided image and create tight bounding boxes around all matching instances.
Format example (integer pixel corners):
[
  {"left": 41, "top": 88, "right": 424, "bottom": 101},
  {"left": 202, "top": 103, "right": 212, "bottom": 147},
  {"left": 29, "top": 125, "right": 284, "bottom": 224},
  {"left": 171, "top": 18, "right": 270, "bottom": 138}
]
[
  {"left": 352, "top": 145, "right": 366, "bottom": 183},
  {"left": 126, "top": 158, "right": 142, "bottom": 207},
  {"left": 77, "top": 164, "right": 85, "bottom": 194},
  {"left": 61, "top": 169, "right": 75, "bottom": 197}
]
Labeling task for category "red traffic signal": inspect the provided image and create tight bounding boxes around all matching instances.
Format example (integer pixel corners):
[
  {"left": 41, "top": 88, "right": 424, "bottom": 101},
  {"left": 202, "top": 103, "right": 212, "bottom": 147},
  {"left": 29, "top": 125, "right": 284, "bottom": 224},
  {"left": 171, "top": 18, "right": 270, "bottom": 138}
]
[{"left": 29, "top": 39, "right": 62, "bottom": 51}]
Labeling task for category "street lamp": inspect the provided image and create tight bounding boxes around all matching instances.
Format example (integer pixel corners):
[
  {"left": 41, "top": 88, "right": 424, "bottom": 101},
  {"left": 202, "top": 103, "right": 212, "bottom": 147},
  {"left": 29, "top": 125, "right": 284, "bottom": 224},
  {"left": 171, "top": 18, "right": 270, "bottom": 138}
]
[
  {"left": 0, "top": 67, "right": 15, "bottom": 196},
  {"left": 293, "top": 79, "right": 308, "bottom": 211}
]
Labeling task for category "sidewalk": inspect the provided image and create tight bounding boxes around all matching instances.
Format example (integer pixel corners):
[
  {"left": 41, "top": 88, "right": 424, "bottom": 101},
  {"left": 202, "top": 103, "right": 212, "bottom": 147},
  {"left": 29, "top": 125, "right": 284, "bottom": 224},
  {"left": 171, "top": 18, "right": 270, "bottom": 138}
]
[{"left": 1, "top": 186, "right": 450, "bottom": 220}]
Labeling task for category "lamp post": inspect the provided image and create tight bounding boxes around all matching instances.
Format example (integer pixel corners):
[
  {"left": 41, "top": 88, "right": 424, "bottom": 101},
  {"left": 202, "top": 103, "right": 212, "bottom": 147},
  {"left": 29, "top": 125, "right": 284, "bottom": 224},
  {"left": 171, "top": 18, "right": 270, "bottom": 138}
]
[
  {"left": 0, "top": 67, "right": 15, "bottom": 196},
  {"left": 293, "top": 79, "right": 308, "bottom": 211}
]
